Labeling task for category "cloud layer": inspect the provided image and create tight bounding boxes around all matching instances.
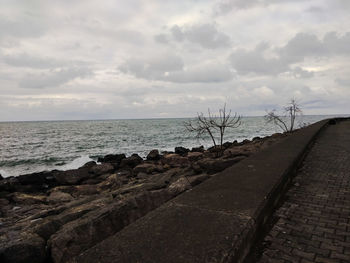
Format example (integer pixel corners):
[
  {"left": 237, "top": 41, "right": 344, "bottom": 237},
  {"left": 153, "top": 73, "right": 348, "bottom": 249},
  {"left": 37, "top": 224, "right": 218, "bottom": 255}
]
[{"left": 0, "top": 0, "right": 350, "bottom": 121}]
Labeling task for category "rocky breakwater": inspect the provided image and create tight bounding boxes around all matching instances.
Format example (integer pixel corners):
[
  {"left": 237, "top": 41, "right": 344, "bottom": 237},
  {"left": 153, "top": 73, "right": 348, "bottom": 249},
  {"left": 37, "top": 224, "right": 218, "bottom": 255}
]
[{"left": 0, "top": 133, "right": 288, "bottom": 263}]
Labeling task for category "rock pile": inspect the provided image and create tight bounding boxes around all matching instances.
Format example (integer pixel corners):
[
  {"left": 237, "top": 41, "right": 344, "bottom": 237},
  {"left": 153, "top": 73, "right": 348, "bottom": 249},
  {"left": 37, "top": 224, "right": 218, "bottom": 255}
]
[{"left": 0, "top": 133, "right": 287, "bottom": 263}]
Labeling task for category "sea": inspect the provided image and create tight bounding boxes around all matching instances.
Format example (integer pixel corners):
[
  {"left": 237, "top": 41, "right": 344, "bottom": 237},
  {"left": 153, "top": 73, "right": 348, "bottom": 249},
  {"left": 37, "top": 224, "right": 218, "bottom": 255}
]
[{"left": 0, "top": 115, "right": 343, "bottom": 178}]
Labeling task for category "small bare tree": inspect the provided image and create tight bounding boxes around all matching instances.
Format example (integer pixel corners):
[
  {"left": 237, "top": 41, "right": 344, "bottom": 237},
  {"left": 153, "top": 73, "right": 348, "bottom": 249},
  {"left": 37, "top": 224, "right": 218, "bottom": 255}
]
[
  {"left": 184, "top": 104, "right": 241, "bottom": 153},
  {"left": 265, "top": 99, "right": 302, "bottom": 133}
]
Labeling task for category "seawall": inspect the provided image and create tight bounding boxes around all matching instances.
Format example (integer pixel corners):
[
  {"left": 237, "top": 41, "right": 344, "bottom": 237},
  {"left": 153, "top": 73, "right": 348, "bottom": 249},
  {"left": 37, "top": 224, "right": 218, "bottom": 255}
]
[{"left": 72, "top": 119, "right": 337, "bottom": 263}]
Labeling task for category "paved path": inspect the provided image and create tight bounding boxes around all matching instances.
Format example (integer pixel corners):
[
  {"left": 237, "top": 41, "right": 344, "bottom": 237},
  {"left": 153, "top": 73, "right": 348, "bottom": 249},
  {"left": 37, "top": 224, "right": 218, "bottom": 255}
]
[{"left": 257, "top": 120, "right": 350, "bottom": 263}]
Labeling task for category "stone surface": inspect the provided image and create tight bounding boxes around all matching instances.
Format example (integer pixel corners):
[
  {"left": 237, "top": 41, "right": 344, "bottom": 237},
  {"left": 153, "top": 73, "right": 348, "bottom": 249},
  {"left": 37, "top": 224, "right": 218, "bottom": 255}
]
[
  {"left": 146, "top": 149, "right": 161, "bottom": 160},
  {"left": 72, "top": 119, "right": 330, "bottom": 263},
  {"left": 256, "top": 120, "right": 350, "bottom": 263}
]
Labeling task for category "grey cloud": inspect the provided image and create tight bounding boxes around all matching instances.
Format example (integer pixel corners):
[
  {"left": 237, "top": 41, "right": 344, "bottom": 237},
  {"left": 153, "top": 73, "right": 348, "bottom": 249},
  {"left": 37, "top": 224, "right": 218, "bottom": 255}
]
[
  {"left": 279, "top": 33, "right": 327, "bottom": 63},
  {"left": 230, "top": 31, "right": 350, "bottom": 76},
  {"left": 0, "top": 14, "right": 47, "bottom": 42},
  {"left": 230, "top": 45, "right": 289, "bottom": 75},
  {"left": 170, "top": 24, "right": 231, "bottom": 49},
  {"left": 164, "top": 63, "right": 234, "bottom": 83},
  {"left": 3, "top": 53, "right": 62, "bottom": 69},
  {"left": 119, "top": 55, "right": 233, "bottom": 83},
  {"left": 154, "top": 34, "right": 169, "bottom": 44},
  {"left": 335, "top": 78, "right": 350, "bottom": 87},
  {"left": 19, "top": 67, "right": 93, "bottom": 89},
  {"left": 292, "top": 67, "right": 314, "bottom": 79},
  {"left": 118, "top": 54, "right": 184, "bottom": 80}
]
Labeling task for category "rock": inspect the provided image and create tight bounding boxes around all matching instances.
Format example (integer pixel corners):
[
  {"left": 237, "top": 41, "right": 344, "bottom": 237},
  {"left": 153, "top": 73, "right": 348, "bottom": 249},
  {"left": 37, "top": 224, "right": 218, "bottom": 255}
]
[
  {"left": 162, "top": 154, "right": 190, "bottom": 168},
  {"left": 187, "top": 152, "right": 203, "bottom": 162},
  {"left": 189, "top": 174, "right": 211, "bottom": 187},
  {"left": 175, "top": 146, "right": 190, "bottom": 156},
  {"left": 191, "top": 146, "right": 204, "bottom": 152},
  {"left": 73, "top": 185, "right": 99, "bottom": 196},
  {"left": 47, "top": 191, "right": 74, "bottom": 203},
  {"left": 89, "top": 163, "right": 114, "bottom": 176},
  {"left": 120, "top": 154, "right": 143, "bottom": 168},
  {"left": 97, "top": 154, "right": 126, "bottom": 164},
  {"left": 11, "top": 192, "right": 47, "bottom": 205},
  {"left": 222, "top": 142, "right": 233, "bottom": 149},
  {"left": 54, "top": 167, "right": 92, "bottom": 185},
  {"left": 168, "top": 177, "right": 191, "bottom": 195},
  {"left": 252, "top": 136, "right": 261, "bottom": 141},
  {"left": 0, "top": 231, "right": 46, "bottom": 263},
  {"left": 81, "top": 161, "right": 97, "bottom": 168},
  {"left": 196, "top": 156, "right": 246, "bottom": 174},
  {"left": 146, "top": 149, "right": 160, "bottom": 161},
  {"left": 48, "top": 191, "right": 174, "bottom": 263},
  {"left": 0, "top": 173, "right": 3, "bottom": 180},
  {"left": 133, "top": 163, "right": 159, "bottom": 174}
]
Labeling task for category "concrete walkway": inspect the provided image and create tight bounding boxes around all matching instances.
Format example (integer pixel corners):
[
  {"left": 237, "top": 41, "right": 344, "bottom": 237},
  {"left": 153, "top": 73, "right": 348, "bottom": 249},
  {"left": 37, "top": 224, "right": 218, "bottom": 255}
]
[{"left": 257, "top": 120, "right": 350, "bottom": 263}]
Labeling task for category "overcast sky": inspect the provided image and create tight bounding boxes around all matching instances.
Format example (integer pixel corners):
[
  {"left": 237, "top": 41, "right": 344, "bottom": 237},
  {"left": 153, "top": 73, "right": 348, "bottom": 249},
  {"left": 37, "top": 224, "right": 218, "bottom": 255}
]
[{"left": 1, "top": 0, "right": 350, "bottom": 121}]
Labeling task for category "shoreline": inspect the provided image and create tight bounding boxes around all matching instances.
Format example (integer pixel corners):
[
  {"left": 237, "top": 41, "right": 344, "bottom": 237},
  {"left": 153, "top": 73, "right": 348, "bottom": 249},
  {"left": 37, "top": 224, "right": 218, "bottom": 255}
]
[{"left": 0, "top": 131, "right": 291, "bottom": 262}]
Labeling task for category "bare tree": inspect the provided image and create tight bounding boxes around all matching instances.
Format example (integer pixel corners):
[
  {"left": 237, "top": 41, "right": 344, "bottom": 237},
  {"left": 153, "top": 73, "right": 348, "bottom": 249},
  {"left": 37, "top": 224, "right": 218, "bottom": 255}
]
[
  {"left": 184, "top": 104, "right": 241, "bottom": 152},
  {"left": 265, "top": 99, "right": 302, "bottom": 132}
]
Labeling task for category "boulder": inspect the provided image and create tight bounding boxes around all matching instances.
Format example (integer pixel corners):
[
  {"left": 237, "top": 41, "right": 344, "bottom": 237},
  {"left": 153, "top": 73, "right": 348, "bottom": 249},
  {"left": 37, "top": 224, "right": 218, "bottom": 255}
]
[
  {"left": 146, "top": 149, "right": 160, "bottom": 161},
  {"left": 47, "top": 191, "right": 74, "bottom": 203},
  {"left": 89, "top": 163, "right": 114, "bottom": 176},
  {"left": 161, "top": 154, "right": 190, "bottom": 168},
  {"left": 191, "top": 146, "right": 204, "bottom": 152},
  {"left": 120, "top": 154, "right": 143, "bottom": 168},
  {"left": 0, "top": 173, "right": 3, "bottom": 180},
  {"left": 187, "top": 152, "right": 203, "bottom": 162},
  {"left": 48, "top": 191, "right": 174, "bottom": 263},
  {"left": 133, "top": 163, "right": 159, "bottom": 174},
  {"left": 175, "top": 146, "right": 190, "bottom": 156},
  {"left": 97, "top": 154, "right": 126, "bottom": 164},
  {"left": 11, "top": 192, "right": 47, "bottom": 205},
  {"left": 81, "top": 161, "right": 96, "bottom": 168},
  {"left": 0, "top": 231, "right": 46, "bottom": 263},
  {"left": 54, "top": 168, "right": 92, "bottom": 185}
]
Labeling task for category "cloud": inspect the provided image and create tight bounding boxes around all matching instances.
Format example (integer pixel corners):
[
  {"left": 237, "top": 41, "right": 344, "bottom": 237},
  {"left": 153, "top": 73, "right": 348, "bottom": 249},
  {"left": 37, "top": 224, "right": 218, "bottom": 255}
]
[
  {"left": 19, "top": 67, "right": 93, "bottom": 89},
  {"left": 118, "top": 54, "right": 184, "bottom": 80},
  {"left": 119, "top": 55, "right": 233, "bottom": 83},
  {"left": 230, "top": 31, "right": 350, "bottom": 76},
  {"left": 2, "top": 53, "right": 63, "bottom": 69},
  {"left": 170, "top": 23, "right": 231, "bottom": 49},
  {"left": 164, "top": 63, "right": 234, "bottom": 83},
  {"left": 229, "top": 43, "right": 289, "bottom": 75}
]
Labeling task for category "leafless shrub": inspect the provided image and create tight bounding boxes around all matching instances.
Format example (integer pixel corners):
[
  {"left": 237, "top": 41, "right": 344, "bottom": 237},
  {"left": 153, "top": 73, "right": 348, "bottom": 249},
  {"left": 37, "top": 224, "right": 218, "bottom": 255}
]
[
  {"left": 265, "top": 99, "right": 302, "bottom": 132},
  {"left": 184, "top": 104, "right": 241, "bottom": 153}
]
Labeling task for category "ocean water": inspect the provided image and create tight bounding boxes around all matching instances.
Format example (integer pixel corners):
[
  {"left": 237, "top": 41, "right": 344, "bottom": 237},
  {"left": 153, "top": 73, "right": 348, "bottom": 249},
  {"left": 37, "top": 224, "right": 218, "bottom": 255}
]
[{"left": 0, "top": 116, "right": 339, "bottom": 177}]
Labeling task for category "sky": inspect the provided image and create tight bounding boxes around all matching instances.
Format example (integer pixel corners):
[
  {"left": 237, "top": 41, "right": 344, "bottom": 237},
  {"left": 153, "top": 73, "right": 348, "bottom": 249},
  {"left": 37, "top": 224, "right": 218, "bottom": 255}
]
[{"left": 0, "top": 0, "right": 350, "bottom": 121}]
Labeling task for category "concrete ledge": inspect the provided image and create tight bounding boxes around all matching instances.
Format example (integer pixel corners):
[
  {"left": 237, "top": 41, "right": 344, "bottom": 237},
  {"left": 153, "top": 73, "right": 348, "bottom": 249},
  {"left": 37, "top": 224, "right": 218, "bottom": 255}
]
[{"left": 72, "top": 119, "right": 330, "bottom": 263}]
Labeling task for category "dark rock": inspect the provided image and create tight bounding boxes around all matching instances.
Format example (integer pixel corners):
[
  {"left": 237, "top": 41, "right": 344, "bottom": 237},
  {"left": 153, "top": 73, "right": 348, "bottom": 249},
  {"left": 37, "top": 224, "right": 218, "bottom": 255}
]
[
  {"left": 161, "top": 154, "right": 190, "bottom": 168},
  {"left": 133, "top": 163, "right": 159, "bottom": 174},
  {"left": 252, "top": 136, "right": 261, "bottom": 141},
  {"left": 191, "top": 146, "right": 204, "bottom": 152},
  {"left": 89, "top": 163, "right": 114, "bottom": 176},
  {"left": 175, "top": 146, "right": 190, "bottom": 156},
  {"left": 81, "top": 161, "right": 97, "bottom": 168},
  {"left": 0, "top": 231, "right": 47, "bottom": 263},
  {"left": 54, "top": 167, "right": 92, "bottom": 185},
  {"left": 146, "top": 149, "right": 161, "bottom": 161},
  {"left": 187, "top": 152, "right": 203, "bottom": 162},
  {"left": 189, "top": 174, "right": 211, "bottom": 187},
  {"left": 97, "top": 154, "right": 126, "bottom": 164},
  {"left": 120, "top": 154, "right": 143, "bottom": 168},
  {"left": 0, "top": 174, "right": 3, "bottom": 180},
  {"left": 222, "top": 142, "right": 233, "bottom": 149},
  {"left": 48, "top": 190, "right": 174, "bottom": 262}
]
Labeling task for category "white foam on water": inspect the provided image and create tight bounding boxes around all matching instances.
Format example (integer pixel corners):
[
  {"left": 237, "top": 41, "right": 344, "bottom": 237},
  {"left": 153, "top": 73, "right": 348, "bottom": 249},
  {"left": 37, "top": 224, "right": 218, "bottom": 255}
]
[{"left": 59, "top": 155, "right": 95, "bottom": 171}]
